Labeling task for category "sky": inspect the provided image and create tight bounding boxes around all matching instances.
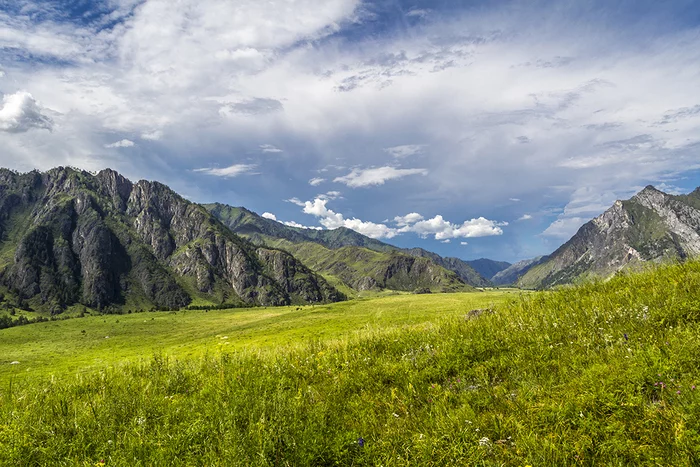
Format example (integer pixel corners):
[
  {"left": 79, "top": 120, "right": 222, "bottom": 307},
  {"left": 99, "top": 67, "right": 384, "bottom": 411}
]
[{"left": 1, "top": 0, "right": 700, "bottom": 263}]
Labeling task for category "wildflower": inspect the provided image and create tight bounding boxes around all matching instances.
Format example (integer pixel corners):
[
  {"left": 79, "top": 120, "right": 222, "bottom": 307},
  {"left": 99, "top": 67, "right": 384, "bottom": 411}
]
[
  {"left": 392, "top": 413, "right": 399, "bottom": 418},
  {"left": 692, "top": 385, "right": 696, "bottom": 390},
  {"left": 10, "top": 361, "right": 19, "bottom": 365},
  {"left": 677, "top": 390, "right": 681, "bottom": 395},
  {"left": 95, "top": 461, "right": 105, "bottom": 467},
  {"left": 358, "top": 437, "right": 365, "bottom": 448},
  {"left": 624, "top": 333, "right": 628, "bottom": 341},
  {"left": 479, "top": 437, "right": 492, "bottom": 447}
]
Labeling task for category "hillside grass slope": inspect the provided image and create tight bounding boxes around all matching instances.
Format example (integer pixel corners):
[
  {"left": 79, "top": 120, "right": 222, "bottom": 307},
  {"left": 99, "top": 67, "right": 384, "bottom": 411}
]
[{"left": 2, "top": 262, "right": 700, "bottom": 465}]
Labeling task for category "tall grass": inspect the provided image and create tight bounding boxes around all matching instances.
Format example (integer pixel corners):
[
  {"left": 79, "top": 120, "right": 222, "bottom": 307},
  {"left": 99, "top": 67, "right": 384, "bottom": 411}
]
[{"left": 2, "top": 261, "right": 700, "bottom": 465}]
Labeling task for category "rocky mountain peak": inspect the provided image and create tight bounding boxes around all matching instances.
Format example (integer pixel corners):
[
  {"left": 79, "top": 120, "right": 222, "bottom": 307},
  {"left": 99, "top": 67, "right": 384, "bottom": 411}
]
[{"left": 518, "top": 184, "right": 700, "bottom": 288}]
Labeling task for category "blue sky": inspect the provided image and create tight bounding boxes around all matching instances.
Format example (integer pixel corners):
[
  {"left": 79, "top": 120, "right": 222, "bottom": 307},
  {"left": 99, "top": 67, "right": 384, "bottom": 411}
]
[{"left": 1, "top": 0, "right": 700, "bottom": 262}]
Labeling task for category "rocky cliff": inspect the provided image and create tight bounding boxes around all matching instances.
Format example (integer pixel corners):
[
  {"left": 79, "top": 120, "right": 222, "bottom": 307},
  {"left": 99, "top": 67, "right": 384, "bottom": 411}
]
[
  {"left": 0, "top": 168, "right": 343, "bottom": 312},
  {"left": 518, "top": 185, "right": 700, "bottom": 288}
]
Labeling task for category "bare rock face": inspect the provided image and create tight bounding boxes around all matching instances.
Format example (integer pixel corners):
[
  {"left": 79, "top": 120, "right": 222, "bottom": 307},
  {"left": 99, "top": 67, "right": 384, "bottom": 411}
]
[
  {"left": 518, "top": 185, "right": 700, "bottom": 288},
  {"left": 0, "top": 167, "right": 344, "bottom": 313}
]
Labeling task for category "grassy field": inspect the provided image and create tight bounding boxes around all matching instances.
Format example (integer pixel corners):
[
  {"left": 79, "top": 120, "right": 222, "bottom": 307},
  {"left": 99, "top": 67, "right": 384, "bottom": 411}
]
[
  {"left": 0, "top": 291, "right": 513, "bottom": 384},
  {"left": 2, "top": 262, "right": 700, "bottom": 465}
]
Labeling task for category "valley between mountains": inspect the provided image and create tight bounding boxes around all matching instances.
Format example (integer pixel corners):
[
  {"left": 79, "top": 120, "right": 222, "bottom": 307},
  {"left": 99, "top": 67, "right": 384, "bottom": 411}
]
[{"left": 0, "top": 167, "right": 699, "bottom": 320}]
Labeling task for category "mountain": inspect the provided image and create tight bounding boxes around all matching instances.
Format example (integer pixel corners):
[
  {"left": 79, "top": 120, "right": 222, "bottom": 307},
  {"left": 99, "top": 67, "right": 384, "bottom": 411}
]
[
  {"left": 518, "top": 185, "right": 700, "bottom": 288},
  {"left": 466, "top": 258, "right": 512, "bottom": 281},
  {"left": 206, "top": 204, "right": 486, "bottom": 292},
  {"left": 491, "top": 256, "right": 547, "bottom": 285},
  {"left": 0, "top": 168, "right": 343, "bottom": 313},
  {"left": 402, "top": 248, "right": 491, "bottom": 287}
]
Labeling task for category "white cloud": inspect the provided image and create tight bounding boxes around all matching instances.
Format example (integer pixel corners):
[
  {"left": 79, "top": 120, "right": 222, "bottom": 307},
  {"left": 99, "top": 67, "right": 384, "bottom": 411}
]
[
  {"left": 309, "top": 177, "right": 325, "bottom": 186},
  {"left": 460, "top": 241, "right": 468, "bottom": 246},
  {"left": 261, "top": 212, "right": 277, "bottom": 220},
  {"left": 260, "top": 144, "right": 283, "bottom": 153},
  {"left": 294, "top": 196, "right": 504, "bottom": 240},
  {"left": 510, "top": 198, "right": 521, "bottom": 202},
  {"left": 105, "top": 139, "right": 135, "bottom": 148},
  {"left": 402, "top": 215, "right": 505, "bottom": 240},
  {"left": 406, "top": 9, "right": 431, "bottom": 18},
  {"left": 0, "top": 91, "right": 53, "bottom": 133},
  {"left": 286, "top": 197, "right": 305, "bottom": 206},
  {"left": 141, "top": 130, "right": 163, "bottom": 141},
  {"left": 194, "top": 164, "right": 257, "bottom": 178},
  {"left": 441, "top": 239, "right": 450, "bottom": 243},
  {"left": 2, "top": 1, "right": 700, "bottom": 262},
  {"left": 323, "top": 191, "right": 342, "bottom": 199},
  {"left": 334, "top": 166, "right": 428, "bottom": 188},
  {"left": 384, "top": 144, "right": 425, "bottom": 158},
  {"left": 300, "top": 197, "right": 399, "bottom": 238},
  {"left": 519, "top": 214, "right": 533, "bottom": 220},
  {"left": 282, "top": 220, "right": 323, "bottom": 230},
  {"left": 394, "top": 212, "right": 424, "bottom": 226}
]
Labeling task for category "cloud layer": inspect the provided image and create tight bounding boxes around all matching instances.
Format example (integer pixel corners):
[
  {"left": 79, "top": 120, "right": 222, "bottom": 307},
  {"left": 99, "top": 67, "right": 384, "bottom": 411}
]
[{"left": 0, "top": 1, "right": 699, "bottom": 260}]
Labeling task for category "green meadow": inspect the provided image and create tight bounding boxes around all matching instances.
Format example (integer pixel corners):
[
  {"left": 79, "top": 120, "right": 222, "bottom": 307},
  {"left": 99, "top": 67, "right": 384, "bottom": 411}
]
[
  {"left": 0, "top": 291, "right": 512, "bottom": 384},
  {"left": 2, "top": 263, "right": 700, "bottom": 465}
]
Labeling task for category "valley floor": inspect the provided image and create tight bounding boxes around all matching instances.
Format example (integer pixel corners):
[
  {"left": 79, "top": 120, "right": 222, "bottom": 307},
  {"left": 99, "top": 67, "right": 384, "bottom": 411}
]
[{"left": 1, "top": 264, "right": 700, "bottom": 465}]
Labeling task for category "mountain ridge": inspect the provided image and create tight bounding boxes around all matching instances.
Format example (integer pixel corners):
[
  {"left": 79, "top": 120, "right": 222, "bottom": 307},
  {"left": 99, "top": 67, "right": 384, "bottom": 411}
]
[
  {"left": 518, "top": 184, "right": 700, "bottom": 288},
  {"left": 205, "top": 203, "right": 490, "bottom": 292},
  {"left": 0, "top": 168, "right": 343, "bottom": 313}
]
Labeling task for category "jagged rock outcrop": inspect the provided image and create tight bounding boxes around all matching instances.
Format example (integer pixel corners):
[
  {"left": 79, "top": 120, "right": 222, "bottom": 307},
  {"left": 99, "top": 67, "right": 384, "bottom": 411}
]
[
  {"left": 0, "top": 167, "right": 344, "bottom": 312},
  {"left": 518, "top": 185, "right": 700, "bottom": 288}
]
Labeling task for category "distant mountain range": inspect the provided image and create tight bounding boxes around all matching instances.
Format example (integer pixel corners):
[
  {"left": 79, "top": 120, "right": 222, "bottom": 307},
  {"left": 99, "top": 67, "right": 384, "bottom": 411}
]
[
  {"left": 205, "top": 204, "right": 489, "bottom": 295},
  {"left": 2, "top": 167, "right": 697, "bottom": 313},
  {"left": 518, "top": 185, "right": 700, "bottom": 288}
]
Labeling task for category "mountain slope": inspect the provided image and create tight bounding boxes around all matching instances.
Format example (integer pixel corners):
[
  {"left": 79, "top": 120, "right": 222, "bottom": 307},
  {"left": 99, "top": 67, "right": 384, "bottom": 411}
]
[
  {"left": 518, "top": 185, "right": 700, "bottom": 288},
  {"left": 0, "top": 168, "right": 343, "bottom": 313},
  {"left": 491, "top": 256, "right": 547, "bottom": 285},
  {"left": 466, "top": 258, "right": 512, "bottom": 281},
  {"left": 206, "top": 204, "right": 484, "bottom": 291}
]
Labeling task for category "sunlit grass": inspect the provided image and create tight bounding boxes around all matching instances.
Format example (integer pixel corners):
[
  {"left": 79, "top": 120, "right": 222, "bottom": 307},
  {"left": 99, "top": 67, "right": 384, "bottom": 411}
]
[{"left": 1, "top": 262, "right": 700, "bottom": 465}]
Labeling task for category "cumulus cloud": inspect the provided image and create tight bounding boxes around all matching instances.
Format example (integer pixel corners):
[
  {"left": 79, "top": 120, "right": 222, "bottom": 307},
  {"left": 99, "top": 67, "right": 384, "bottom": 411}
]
[
  {"left": 293, "top": 196, "right": 505, "bottom": 240},
  {"left": 402, "top": 215, "right": 506, "bottom": 240},
  {"left": 262, "top": 212, "right": 277, "bottom": 220},
  {"left": 309, "top": 177, "right": 325, "bottom": 186},
  {"left": 384, "top": 144, "right": 425, "bottom": 158},
  {"left": 394, "top": 213, "right": 424, "bottom": 226},
  {"left": 194, "top": 164, "right": 257, "bottom": 178},
  {"left": 300, "top": 197, "right": 398, "bottom": 238},
  {"left": 460, "top": 241, "right": 468, "bottom": 245},
  {"left": 519, "top": 214, "right": 533, "bottom": 220},
  {"left": 105, "top": 139, "right": 135, "bottom": 148},
  {"left": 0, "top": 91, "right": 53, "bottom": 133},
  {"left": 334, "top": 166, "right": 428, "bottom": 187}
]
